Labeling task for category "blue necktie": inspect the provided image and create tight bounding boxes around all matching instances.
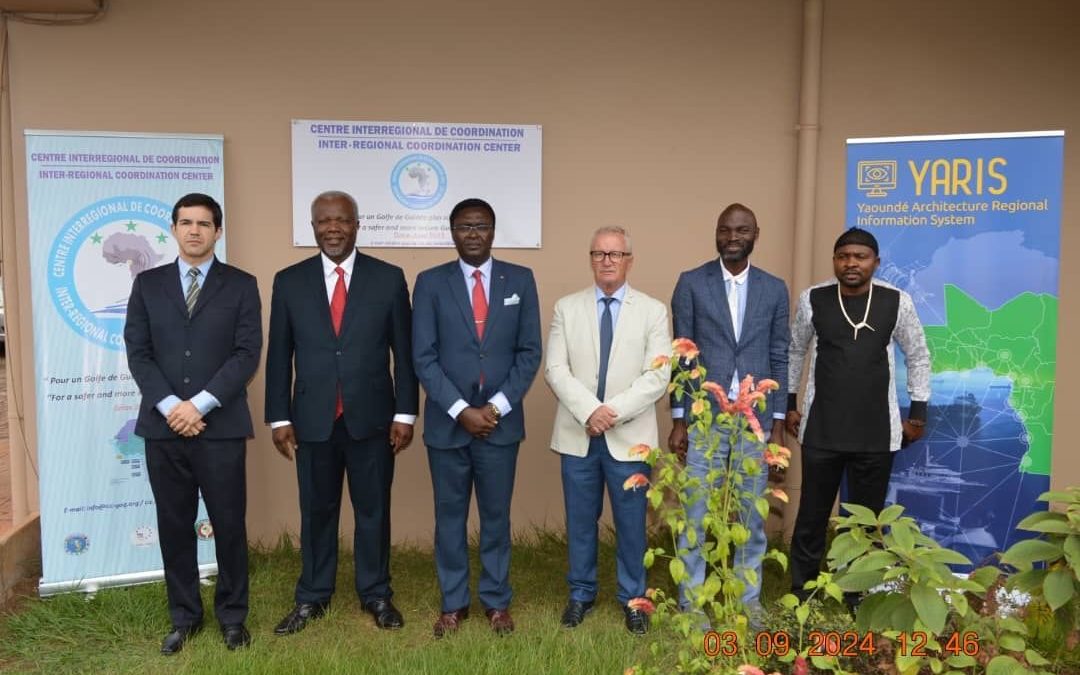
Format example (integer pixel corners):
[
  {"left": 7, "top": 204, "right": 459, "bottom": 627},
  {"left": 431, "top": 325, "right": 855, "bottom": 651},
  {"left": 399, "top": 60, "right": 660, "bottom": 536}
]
[{"left": 596, "top": 297, "right": 614, "bottom": 401}]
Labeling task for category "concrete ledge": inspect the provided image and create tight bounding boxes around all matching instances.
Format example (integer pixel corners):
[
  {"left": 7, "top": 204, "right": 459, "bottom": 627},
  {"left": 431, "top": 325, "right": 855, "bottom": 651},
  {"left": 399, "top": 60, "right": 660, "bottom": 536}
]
[{"left": 0, "top": 513, "right": 40, "bottom": 607}]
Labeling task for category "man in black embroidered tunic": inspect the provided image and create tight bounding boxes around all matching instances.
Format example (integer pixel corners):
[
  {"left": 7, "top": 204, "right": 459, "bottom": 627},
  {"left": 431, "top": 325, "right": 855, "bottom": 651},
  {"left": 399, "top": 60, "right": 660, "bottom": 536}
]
[{"left": 785, "top": 228, "right": 931, "bottom": 599}]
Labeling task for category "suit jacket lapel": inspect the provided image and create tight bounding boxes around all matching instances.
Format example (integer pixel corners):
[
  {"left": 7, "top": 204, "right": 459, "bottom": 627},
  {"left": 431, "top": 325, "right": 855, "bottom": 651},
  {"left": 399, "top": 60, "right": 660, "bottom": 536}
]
[
  {"left": 341, "top": 251, "right": 374, "bottom": 336},
  {"left": 447, "top": 261, "right": 478, "bottom": 342},
  {"left": 482, "top": 260, "right": 506, "bottom": 347},
  {"left": 306, "top": 255, "right": 336, "bottom": 340},
  {"left": 608, "top": 286, "right": 634, "bottom": 364},
  {"left": 740, "top": 267, "right": 764, "bottom": 346},
  {"left": 705, "top": 260, "right": 737, "bottom": 342},
  {"left": 163, "top": 261, "right": 188, "bottom": 317},
  {"left": 188, "top": 258, "right": 224, "bottom": 318},
  {"left": 584, "top": 288, "right": 601, "bottom": 365}
]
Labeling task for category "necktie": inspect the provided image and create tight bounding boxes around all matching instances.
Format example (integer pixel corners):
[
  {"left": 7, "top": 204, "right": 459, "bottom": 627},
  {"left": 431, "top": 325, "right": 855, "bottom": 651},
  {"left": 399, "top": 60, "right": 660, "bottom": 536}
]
[
  {"left": 596, "top": 297, "right": 614, "bottom": 401},
  {"left": 472, "top": 269, "right": 488, "bottom": 339},
  {"left": 728, "top": 278, "right": 742, "bottom": 342},
  {"left": 185, "top": 268, "right": 201, "bottom": 316},
  {"left": 331, "top": 267, "right": 347, "bottom": 418}
]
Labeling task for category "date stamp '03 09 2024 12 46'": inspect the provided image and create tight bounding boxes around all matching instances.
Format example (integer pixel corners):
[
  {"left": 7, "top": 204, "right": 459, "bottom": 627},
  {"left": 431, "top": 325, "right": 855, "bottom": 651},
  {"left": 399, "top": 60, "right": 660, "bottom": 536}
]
[{"left": 702, "top": 630, "right": 983, "bottom": 659}]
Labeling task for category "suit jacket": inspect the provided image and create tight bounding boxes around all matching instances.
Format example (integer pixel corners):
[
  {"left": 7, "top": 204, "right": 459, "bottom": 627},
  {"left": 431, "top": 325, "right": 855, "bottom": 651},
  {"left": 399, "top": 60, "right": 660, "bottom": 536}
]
[
  {"left": 124, "top": 258, "right": 262, "bottom": 440},
  {"left": 412, "top": 258, "right": 542, "bottom": 449},
  {"left": 264, "top": 252, "right": 419, "bottom": 443},
  {"left": 545, "top": 286, "right": 672, "bottom": 460},
  {"left": 670, "top": 261, "right": 789, "bottom": 423}
]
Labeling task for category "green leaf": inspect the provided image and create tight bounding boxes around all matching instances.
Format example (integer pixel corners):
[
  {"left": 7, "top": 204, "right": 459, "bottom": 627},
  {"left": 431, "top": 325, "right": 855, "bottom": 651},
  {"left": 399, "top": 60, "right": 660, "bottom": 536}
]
[
  {"left": 849, "top": 549, "right": 899, "bottom": 574},
  {"left": 969, "top": 566, "right": 1001, "bottom": 589},
  {"left": 836, "top": 571, "right": 885, "bottom": 593},
  {"left": 824, "top": 582, "right": 843, "bottom": 603},
  {"left": 878, "top": 503, "right": 905, "bottom": 524},
  {"left": 778, "top": 593, "right": 800, "bottom": 610},
  {"left": 1000, "top": 538, "right": 1064, "bottom": 570},
  {"left": 890, "top": 519, "right": 916, "bottom": 551},
  {"left": 1025, "top": 649, "right": 1051, "bottom": 666},
  {"left": 795, "top": 602, "right": 810, "bottom": 626},
  {"left": 1064, "top": 534, "right": 1080, "bottom": 570},
  {"left": 986, "top": 655, "right": 1026, "bottom": 675},
  {"left": 895, "top": 654, "right": 923, "bottom": 674},
  {"left": 945, "top": 654, "right": 977, "bottom": 668},
  {"left": 998, "top": 616, "right": 1027, "bottom": 634},
  {"left": 920, "top": 548, "right": 973, "bottom": 566},
  {"left": 1016, "top": 511, "right": 1073, "bottom": 534},
  {"left": 910, "top": 583, "right": 947, "bottom": 634},
  {"left": 1043, "top": 568, "right": 1076, "bottom": 610},
  {"left": 1036, "top": 490, "right": 1076, "bottom": 505},
  {"left": 644, "top": 549, "right": 655, "bottom": 569},
  {"left": 1007, "top": 568, "right": 1047, "bottom": 593},
  {"left": 998, "top": 634, "right": 1025, "bottom": 652},
  {"left": 839, "top": 502, "right": 879, "bottom": 526},
  {"left": 669, "top": 558, "right": 687, "bottom": 584}
]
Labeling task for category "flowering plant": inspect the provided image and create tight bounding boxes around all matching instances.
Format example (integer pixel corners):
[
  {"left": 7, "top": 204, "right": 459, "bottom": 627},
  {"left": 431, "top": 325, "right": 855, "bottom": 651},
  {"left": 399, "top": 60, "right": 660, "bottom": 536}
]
[{"left": 626, "top": 337, "right": 792, "bottom": 673}]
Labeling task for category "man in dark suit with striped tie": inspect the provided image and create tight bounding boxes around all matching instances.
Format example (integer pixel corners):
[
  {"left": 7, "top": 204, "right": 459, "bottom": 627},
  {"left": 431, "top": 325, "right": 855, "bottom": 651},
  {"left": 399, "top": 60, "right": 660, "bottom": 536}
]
[{"left": 125, "top": 193, "right": 262, "bottom": 654}]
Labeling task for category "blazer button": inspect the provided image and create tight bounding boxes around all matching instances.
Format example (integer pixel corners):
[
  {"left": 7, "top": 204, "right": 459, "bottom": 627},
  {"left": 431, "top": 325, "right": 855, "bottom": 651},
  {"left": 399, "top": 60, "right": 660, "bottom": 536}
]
[
  {"left": 335, "top": 350, "right": 342, "bottom": 356},
  {"left": 185, "top": 350, "right": 191, "bottom": 357},
  {"left": 183, "top": 377, "right": 190, "bottom": 384}
]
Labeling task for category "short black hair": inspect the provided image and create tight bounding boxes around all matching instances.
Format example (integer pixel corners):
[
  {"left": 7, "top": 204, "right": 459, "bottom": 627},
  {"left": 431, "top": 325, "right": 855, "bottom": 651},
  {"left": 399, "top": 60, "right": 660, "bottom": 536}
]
[
  {"left": 449, "top": 198, "right": 495, "bottom": 227},
  {"left": 172, "top": 193, "right": 223, "bottom": 229},
  {"left": 834, "top": 227, "right": 879, "bottom": 255}
]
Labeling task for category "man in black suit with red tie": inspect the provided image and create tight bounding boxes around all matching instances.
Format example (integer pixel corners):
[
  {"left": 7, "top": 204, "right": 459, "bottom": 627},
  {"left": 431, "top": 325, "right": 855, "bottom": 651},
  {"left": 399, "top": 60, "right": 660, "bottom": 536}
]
[
  {"left": 265, "top": 190, "right": 419, "bottom": 636},
  {"left": 125, "top": 193, "right": 262, "bottom": 655}
]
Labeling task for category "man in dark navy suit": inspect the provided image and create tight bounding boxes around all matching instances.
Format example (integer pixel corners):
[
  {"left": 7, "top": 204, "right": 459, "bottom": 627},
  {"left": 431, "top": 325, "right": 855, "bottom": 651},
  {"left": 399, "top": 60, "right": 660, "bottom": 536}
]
[
  {"left": 125, "top": 192, "right": 262, "bottom": 655},
  {"left": 412, "top": 198, "right": 542, "bottom": 637},
  {"left": 265, "top": 191, "right": 418, "bottom": 637}
]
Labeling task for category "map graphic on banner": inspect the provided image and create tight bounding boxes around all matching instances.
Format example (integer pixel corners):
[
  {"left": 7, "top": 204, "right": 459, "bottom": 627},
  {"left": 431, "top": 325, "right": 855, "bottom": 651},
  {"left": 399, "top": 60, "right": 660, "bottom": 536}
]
[
  {"left": 846, "top": 131, "right": 1063, "bottom": 569},
  {"left": 25, "top": 131, "right": 225, "bottom": 594},
  {"left": 291, "top": 119, "right": 542, "bottom": 248}
]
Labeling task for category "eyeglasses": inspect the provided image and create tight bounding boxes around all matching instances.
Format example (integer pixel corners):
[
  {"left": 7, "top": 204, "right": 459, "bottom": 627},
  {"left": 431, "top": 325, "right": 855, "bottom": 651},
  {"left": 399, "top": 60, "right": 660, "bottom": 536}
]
[
  {"left": 590, "top": 250, "right": 632, "bottom": 262},
  {"left": 451, "top": 223, "right": 494, "bottom": 233}
]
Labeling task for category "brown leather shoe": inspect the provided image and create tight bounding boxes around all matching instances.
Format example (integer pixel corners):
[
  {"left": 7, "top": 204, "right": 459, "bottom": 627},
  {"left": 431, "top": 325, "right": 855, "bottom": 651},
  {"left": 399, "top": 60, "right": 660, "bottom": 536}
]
[
  {"left": 433, "top": 608, "right": 469, "bottom": 638},
  {"left": 485, "top": 608, "right": 515, "bottom": 636}
]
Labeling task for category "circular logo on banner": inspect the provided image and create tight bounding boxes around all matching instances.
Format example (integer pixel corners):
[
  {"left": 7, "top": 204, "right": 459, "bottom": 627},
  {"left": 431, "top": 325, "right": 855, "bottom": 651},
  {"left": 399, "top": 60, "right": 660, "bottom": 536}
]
[
  {"left": 64, "top": 533, "right": 90, "bottom": 555},
  {"left": 47, "top": 196, "right": 176, "bottom": 352},
  {"left": 194, "top": 519, "right": 215, "bottom": 540},
  {"left": 390, "top": 154, "right": 447, "bottom": 209}
]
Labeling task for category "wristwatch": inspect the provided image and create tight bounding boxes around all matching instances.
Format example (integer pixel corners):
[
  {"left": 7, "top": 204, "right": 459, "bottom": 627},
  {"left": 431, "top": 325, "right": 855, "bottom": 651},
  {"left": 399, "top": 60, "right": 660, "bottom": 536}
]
[
  {"left": 488, "top": 403, "right": 502, "bottom": 423},
  {"left": 907, "top": 419, "right": 926, "bottom": 427}
]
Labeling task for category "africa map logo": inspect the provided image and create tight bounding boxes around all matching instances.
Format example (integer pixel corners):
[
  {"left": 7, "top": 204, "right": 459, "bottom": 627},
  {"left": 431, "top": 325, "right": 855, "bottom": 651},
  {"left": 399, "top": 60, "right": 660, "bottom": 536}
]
[{"left": 48, "top": 196, "right": 177, "bottom": 351}]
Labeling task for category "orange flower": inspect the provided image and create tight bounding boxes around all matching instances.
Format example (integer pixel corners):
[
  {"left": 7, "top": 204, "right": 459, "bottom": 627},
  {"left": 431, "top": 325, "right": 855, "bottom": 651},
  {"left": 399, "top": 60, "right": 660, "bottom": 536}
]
[
  {"left": 689, "top": 367, "right": 702, "bottom": 380},
  {"left": 739, "top": 374, "right": 755, "bottom": 398},
  {"left": 745, "top": 413, "right": 765, "bottom": 443},
  {"left": 623, "top": 473, "right": 650, "bottom": 491},
  {"left": 626, "top": 597, "right": 655, "bottom": 614},
  {"left": 645, "top": 587, "right": 658, "bottom": 599},
  {"left": 650, "top": 354, "right": 670, "bottom": 370},
  {"left": 623, "top": 669, "right": 637, "bottom": 675},
  {"left": 770, "top": 488, "right": 789, "bottom": 503},
  {"left": 691, "top": 399, "right": 708, "bottom": 417},
  {"left": 672, "top": 337, "right": 700, "bottom": 360},
  {"left": 737, "top": 667, "right": 765, "bottom": 675},
  {"left": 793, "top": 655, "right": 809, "bottom": 675},
  {"left": 628, "top": 443, "right": 652, "bottom": 459},
  {"left": 756, "top": 378, "right": 780, "bottom": 393},
  {"left": 763, "top": 445, "right": 791, "bottom": 469}
]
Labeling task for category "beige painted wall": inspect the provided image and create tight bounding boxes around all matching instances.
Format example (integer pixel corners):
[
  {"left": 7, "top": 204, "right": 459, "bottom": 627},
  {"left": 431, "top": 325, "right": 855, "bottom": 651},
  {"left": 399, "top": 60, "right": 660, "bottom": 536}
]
[{"left": 2, "top": 0, "right": 1076, "bottom": 546}]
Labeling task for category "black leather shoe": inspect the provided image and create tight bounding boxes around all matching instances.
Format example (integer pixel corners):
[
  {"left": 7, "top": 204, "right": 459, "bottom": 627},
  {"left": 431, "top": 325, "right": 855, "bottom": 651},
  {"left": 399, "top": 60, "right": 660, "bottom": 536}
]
[
  {"left": 222, "top": 624, "right": 251, "bottom": 650},
  {"left": 363, "top": 597, "right": 404, "bottom": 629},
  {"left": 160, "top": 622, "right": 202, "bottom": 655},
  {"left": 623, "top": 605, "right": 650, "bottom": 635},
  {"left": 273, "top": 601, "right": 329, "bottom": 635},
  {"left": 560, "top": 599, "right": 594, "bottom": 628}
]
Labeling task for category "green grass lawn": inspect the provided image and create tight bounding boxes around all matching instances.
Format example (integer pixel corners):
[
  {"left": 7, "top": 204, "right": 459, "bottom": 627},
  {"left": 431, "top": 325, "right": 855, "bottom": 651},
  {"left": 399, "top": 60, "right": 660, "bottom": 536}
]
[{"left": 2, "top": 529, "right": 787, "bottom": 674}]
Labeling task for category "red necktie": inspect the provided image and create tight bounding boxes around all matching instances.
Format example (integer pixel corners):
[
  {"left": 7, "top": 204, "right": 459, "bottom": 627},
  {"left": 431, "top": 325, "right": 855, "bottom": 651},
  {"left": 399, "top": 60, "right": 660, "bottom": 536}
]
[
  {"left": 331, "top": 266, "right": 346, "bottom": 417},
  {"left": 472, "top": 269, "right": 488, "bottom": 339}
]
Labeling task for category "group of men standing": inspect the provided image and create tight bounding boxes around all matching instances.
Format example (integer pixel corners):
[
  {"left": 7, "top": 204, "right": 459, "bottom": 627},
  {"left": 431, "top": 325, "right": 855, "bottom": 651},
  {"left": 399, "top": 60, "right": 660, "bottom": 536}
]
[{"left": 124, "top": 191, "right": 929, "bottom": 655}]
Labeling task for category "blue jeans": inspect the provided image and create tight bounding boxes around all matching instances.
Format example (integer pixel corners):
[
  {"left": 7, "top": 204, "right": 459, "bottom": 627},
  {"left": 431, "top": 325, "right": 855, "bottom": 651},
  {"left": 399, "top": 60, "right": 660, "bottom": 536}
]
[
  {"left": 678, "top": 425, "right": 768, "bottom": 609},
  {"left": 562, "top": 435, "right": 651, "bottom": 605}
]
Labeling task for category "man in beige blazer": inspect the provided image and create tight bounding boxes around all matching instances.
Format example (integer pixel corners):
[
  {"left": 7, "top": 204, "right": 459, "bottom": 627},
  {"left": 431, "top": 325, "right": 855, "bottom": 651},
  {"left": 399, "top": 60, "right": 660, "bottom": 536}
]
[{"left": 545, "top": 226, "right": 672, "bottom": 635}]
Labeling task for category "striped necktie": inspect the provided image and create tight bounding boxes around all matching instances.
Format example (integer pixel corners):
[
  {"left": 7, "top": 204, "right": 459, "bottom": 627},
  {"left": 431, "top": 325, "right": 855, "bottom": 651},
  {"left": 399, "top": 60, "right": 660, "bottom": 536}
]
[{"left": 185, "top": 268, "right": 201, "bottom": 316}]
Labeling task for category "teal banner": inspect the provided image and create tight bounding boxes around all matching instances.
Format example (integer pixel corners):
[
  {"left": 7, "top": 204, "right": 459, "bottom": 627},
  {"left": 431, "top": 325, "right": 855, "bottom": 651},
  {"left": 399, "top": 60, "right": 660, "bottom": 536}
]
[
  {"left": 26, "top": 131, "right": 225, "bottom": 593},
  {"left": 846, "top": 131, "right": 1064, "bottom": 569}
]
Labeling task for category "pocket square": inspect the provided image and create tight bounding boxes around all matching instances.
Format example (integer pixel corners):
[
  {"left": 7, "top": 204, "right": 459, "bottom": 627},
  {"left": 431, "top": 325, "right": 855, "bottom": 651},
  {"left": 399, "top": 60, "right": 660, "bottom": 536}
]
[{"left": 504, "top": 294, "right": 520, "bottom": 306}]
